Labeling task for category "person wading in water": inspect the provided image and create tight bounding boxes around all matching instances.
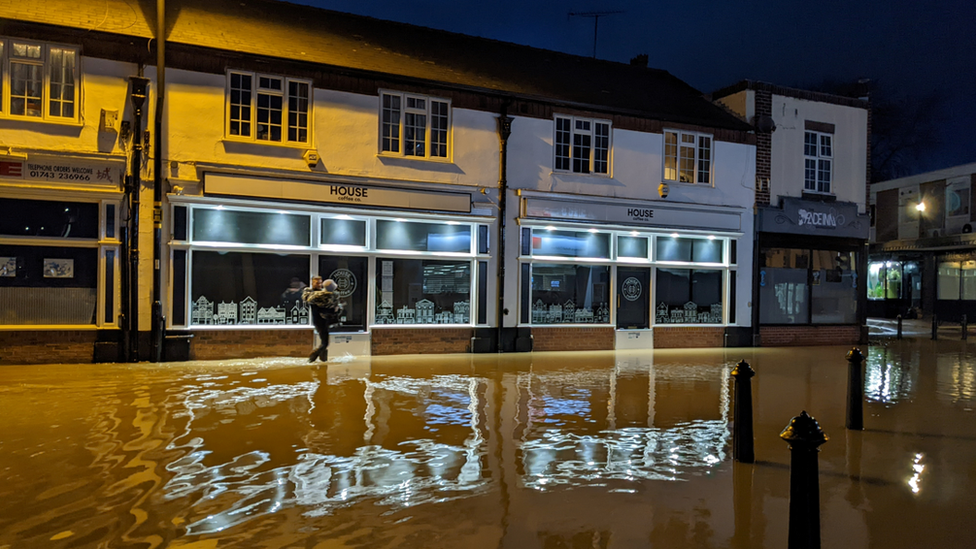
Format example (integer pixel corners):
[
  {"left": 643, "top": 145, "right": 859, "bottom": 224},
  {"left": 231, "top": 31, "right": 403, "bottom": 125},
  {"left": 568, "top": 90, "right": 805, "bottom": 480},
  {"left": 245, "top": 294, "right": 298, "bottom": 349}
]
[{"left": 302, "top": 276, "right": 342, "bottom": 362}]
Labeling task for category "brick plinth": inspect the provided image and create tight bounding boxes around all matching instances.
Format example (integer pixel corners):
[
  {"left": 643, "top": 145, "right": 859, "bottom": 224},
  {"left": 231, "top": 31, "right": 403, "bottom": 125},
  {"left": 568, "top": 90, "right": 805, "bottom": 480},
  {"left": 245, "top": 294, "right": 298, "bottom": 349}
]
[
  {"left": 530, "top": 327, "right": 614, "bottom": 352},
  {"left": 0, "top": 330, "right": 98, "bottom": 365},
  {"left": 371, "top": 328, "right": 473, "bottom": 355},
  {"left": 760, "top": 325, "right": 861, "bottom": 346},
  {"left": 190, "top": 329, "right": 314, "bottom": 360},
  {"left": 653, "top": 326, "right": 726, "bottom": 348}
]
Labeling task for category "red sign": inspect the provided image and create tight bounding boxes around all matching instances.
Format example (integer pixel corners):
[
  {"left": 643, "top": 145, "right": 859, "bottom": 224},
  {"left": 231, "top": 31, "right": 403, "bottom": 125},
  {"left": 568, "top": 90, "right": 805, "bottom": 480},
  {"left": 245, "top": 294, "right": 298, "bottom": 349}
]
[{"left": 0, "top": 160, "right": 24, "bottom": 178}]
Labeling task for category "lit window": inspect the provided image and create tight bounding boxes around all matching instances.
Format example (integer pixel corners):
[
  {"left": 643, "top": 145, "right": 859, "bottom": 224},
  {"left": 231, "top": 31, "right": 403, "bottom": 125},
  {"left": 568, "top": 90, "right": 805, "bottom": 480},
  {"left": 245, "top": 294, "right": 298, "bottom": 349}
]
[
  {"left": 0, "top": 38, "right": 79, "bottom": 121},
  {"left": 664, "top": 130, "right": 712, "bottom": 184},
  {"left": 380, "top": 91, "right": 450, "bottom": 159},
  {"left": 554, "top": 115, "right": 611, "bottom": 174},
  {"left": 804, "top": 130, "right": 832, "bottom": 193},
  {"left": 226, "top": 71, "right": 310, "bottom": 144}
]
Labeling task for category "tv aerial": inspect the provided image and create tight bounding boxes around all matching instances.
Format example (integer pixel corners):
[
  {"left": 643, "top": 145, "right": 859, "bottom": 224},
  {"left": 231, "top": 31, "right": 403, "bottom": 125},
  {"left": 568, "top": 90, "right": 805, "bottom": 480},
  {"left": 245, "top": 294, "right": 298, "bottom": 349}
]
[{"left": 568, "top": 10, "right": 624, "bottom": 58}]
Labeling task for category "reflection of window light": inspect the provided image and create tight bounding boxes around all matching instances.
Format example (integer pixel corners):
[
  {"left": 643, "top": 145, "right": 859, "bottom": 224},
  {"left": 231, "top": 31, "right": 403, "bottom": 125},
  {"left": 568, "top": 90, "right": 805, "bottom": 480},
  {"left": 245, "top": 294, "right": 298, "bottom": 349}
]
[
  {"left": 588, "top": 228, "right": 598, "bottom": 233},
  {"left": 908, "top": 453, "right": 925, "bottom": 494},
  {"left": 394, "top": 218, "right": 407, "bottom": 222},
  {"left": 545, "top": 226, "right": 556, "bottom": 231},
  {"left": 630, "top": 231, "right": 639, "bottom": 236},
  {"left": 670, "top": 233, "right": 680, "bottom": 238},
  {"left": 707, "top": 235, "right": 716, "bottom": 240},
  {"left": 335, "top": 214, "right": 353, "bottom": 220},
  {"left": 446, "top": 221, "right": 460, "bottom": 225}
]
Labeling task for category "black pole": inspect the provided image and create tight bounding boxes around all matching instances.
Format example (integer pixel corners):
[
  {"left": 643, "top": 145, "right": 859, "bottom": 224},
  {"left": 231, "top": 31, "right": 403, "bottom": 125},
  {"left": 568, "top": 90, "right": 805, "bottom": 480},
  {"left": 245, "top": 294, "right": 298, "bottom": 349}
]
[
  {"left": 780, "top": 411, "right": 828, "bottom": 549},
  {"left": 151, "top": 0, "right": 167, "bottom": 363},
  {"left": 496, "top": 105, "right": 512, "bottom": 351},
  {"left": 962, "top": 314, "right": 968, "bottom": 341},
  {"left": 896, "top": 314, "right": 902, "bottom": 340},
  {"left": 932, "top": 314, "right": 938, "bottom": 341},
  {"left": 731, "top": 359, "right": 755, "bottom": 463},
  {"left": 128, "top": 74, "right": 150, "bottom": 362},
  {"left": 846, "top": 348, "right": 864, "bottom": 430}
]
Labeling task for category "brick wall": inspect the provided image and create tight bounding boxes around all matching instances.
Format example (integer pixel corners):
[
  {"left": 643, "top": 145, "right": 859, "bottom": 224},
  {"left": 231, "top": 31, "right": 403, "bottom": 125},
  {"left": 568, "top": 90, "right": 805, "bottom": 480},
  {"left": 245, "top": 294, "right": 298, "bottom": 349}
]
[
  {"left": 530, "top": 327, "right": 615, "bottom": 352},
  {"left": 755, "top": 89, "right": 773, "bottom": 206},
  {"left": 0, "top": 330, "right": 97, "bottom": 365},
  {"left": 371, "top": 328, "right": 474, "bottom": 355},
  {"left": 759, "top": 325, "right": 861, "bottom": 346},
  {"left": 190, "top": 329, "right": 314, "bottom": 360},
  {"left": 653, "top": 326, "right": 725, "bottom": 348}
]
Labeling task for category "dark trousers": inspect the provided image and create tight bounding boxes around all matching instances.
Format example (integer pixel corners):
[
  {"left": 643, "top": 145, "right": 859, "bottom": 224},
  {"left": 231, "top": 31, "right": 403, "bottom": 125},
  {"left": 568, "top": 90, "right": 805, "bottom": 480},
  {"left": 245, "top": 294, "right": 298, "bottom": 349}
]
[{"left": 312, "top": 315, "right": 330, "bottom": 359}]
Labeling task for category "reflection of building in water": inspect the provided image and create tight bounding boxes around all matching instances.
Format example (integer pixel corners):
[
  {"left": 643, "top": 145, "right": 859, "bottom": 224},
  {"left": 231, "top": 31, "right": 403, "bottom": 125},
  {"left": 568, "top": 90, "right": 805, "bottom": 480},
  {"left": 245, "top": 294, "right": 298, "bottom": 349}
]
[{"left": 531, "top": 299, "right": 609, "bottom": 324}]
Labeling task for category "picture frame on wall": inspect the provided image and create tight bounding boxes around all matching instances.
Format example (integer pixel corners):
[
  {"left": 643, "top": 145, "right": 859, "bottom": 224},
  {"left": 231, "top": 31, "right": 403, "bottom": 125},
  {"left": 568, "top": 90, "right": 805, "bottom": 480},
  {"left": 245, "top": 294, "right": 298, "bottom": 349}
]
[
  {"left": 43, "top": 258, "right": 75, "bottom": 278},
  {"left": 0, "top": 257, "right": 15, "bottom": 277}
]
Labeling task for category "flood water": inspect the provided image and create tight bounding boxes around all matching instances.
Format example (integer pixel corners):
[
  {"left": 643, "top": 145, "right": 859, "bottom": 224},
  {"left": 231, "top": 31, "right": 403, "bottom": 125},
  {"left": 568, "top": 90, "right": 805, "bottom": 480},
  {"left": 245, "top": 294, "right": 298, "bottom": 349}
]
[{"left": 2, "top": 341, "right": 976, "bottom": 548}]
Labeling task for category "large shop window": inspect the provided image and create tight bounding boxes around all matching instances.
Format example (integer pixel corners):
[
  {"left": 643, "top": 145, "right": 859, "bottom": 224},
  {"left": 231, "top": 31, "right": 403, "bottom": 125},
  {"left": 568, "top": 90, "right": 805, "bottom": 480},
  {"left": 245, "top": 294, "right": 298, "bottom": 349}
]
[
  {"left": 868, "top": 261, "right": 920, "bottom": 301},
  {"left": 376, "top": 220, "right": 471, "bottom": 253},
  {"left": 190, "top": 251, "right": 312, "bottom": 326},
  {"left": 656, "top": 236, "right": 723, "bottom": 263},
  {"left": 0, "top": 245, "right": 98, "bottom": 325},
  {"left": 318, "top": 256, "right": 368, "bottom": 330},
  {"left": 531, "top": 229, "right": 610, "bottom": 259},
  {"left": 530, "top": 264, "right": 610, "bottom": 324},
  {"left": 655, "top": 268, "right": 723, "bottom": 324},
  {"left": 0, "top": 198, "right": 99, "bottom": 239},
  {"left": 760, "top": 248, "right": 857, "bottom": 324},
  {"left": 375, "top": 259, "right": 471, "bottom": 325},
  {"left": 938, "top": 261, "right": 976, "bottom": 301}
]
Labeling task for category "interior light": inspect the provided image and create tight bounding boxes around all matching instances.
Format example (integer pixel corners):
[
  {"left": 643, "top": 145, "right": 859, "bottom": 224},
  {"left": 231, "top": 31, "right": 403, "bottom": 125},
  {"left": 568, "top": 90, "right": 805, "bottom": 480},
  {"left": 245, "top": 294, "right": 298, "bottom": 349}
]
[
  {"left": 915, "top": 202, "right": 926, "bottom": 212},
  {"left": 588, "top": 228, "right": 599, "bottom": 233},
  {"left": 671, "top": 233, "right": 680, "bottom": 238},
  {"left": 545, "top": 226, "right": 556, "bottom": 231},
  {"left": 447, "top": 221, "right": 460, "bottom": 225},
  {"left": 277, "top": 210, "right": 288, "bottom": 215},
  {"left": 215, "top": 205, "right": 225, "bottom": 210},
  {"left": 334, "top": 214, "right": 353, "bottom": 220},
  {"left": 629, "top": 231, "right": 639, "bottom": 237},
  {"left": 394, "top": 218, "right": 408, "bottom": 222},
  {"left": 707, "top": 235, "right": 716, "bottom": 240}
]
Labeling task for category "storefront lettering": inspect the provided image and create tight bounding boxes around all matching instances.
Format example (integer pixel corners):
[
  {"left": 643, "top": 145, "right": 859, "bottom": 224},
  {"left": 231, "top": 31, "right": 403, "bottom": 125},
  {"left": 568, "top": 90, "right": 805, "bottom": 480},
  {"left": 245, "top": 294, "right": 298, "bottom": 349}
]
[
  {"left": 627, "top": 208, "right": 654, "bottom": 220},
  {"left": 797, "top": 208, "right": 837, "bottom": 228},
  {"left": 330, "top": 185, "right": 369, "bottom": 202}
]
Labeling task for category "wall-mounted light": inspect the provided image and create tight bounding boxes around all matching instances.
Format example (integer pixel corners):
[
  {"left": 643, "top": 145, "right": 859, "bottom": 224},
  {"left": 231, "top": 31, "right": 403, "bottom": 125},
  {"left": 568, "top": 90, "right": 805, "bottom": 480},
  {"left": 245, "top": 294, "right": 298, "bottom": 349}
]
[{"left": 915, "top": 201, "right": 926, "bottom": 212}]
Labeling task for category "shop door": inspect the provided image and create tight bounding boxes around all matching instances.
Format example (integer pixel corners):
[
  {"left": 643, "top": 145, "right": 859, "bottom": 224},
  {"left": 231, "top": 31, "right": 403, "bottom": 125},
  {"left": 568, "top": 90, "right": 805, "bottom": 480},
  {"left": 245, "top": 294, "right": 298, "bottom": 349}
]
[{"left": 617, "top": 267, "right": 650, "bottom": 329}]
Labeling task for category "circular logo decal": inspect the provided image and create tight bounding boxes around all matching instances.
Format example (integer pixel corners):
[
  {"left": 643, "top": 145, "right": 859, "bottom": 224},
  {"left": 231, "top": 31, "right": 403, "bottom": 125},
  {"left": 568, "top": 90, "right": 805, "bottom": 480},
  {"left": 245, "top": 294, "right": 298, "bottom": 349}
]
[
  {"left": 329, "top": 268, "right": 357, "bottom": 298},
  {"left": 622, "top": 277, "right": 642, "bottom": 302}
]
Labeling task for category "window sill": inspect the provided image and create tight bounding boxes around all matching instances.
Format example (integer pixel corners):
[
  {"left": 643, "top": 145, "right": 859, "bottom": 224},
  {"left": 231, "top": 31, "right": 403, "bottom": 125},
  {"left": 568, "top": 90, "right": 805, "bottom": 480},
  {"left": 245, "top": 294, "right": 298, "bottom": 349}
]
[
  {"left": 376, "top": 153, "right": 455, "bottom": 164},
  {"left": 801, "top": 191, "right": 836, "bottom": 202},
  {"left": 664, "top": 179, "right": 714, "bottom": 188},
  {"left": 1, "top": 114, "right": 84, "bottom": 128},
  {"left": 221, "top": 137, "right": 312, "bottom": 150},
  {"left": 552, "top": 170, "right": 612, "bottom": 178}
]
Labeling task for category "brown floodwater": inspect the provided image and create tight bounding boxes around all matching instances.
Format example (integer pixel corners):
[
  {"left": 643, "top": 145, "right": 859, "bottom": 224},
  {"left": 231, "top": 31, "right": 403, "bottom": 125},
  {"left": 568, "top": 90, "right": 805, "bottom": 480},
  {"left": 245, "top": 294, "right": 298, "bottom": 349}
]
[{"left": 2, "top": 341, "right": 976, "bottom": 548}]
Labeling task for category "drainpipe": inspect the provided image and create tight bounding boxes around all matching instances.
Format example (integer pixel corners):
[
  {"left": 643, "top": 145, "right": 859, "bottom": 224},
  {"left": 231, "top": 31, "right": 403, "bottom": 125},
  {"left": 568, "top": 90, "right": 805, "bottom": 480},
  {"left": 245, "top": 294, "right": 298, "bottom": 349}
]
[
  {"left": 151, "top": 0, "right": 166, "bottom": 362},
  {"left": 496, "top": 103, "right": 513, "bottom": 351},
  {"left": 128, "top": 72, "right": 150, "bottom": 361}
]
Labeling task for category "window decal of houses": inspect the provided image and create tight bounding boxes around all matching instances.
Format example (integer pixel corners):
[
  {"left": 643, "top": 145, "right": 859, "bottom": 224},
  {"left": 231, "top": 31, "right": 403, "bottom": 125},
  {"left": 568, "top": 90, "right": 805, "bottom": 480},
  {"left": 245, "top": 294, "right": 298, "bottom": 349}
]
[
  {"left": 190, "top": 295, "right": 309, "bottom": 326},
  {"left": 374, "top": 299, "right": 470, "bottom": 324},
  {"left": 655, "top": 302, "right": 722, "bottom": 324},
  {"left": 531, "top": 299, "right": 610, "bottom": 324}
]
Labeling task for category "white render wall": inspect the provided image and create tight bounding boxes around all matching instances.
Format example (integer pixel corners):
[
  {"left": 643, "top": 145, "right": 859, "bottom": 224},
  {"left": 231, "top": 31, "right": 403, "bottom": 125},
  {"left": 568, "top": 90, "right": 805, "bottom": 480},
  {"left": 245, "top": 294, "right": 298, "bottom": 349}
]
[
  {"left": 770, "top": 94, "right": 868, "bottom": 210},
  {"left": 162, "top": 68, "right": 499, "bottom": 189}
]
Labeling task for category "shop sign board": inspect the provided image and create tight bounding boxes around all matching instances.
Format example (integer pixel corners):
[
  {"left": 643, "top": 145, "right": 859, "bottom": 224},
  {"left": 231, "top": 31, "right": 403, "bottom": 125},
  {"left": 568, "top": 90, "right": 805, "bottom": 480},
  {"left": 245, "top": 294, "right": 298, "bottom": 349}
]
[
  {"left": 758, "top": 197, "right": 868, "bottom": 238},
  {"left": 205, "top": 173, "right": 471, "bottom": 213},
  {"left": 0, "top": 154, "right": 123, "bottom": 188},
  {"left": 522, "top": 197, "right": 742, "bottom": 231}
]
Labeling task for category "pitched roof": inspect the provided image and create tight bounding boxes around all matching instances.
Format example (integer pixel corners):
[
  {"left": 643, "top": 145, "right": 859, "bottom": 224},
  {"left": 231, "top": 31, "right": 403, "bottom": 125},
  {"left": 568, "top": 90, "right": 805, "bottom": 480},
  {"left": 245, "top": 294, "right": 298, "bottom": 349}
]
[{"left": 3, "top": 0, "right": 753, "bottom": 131}]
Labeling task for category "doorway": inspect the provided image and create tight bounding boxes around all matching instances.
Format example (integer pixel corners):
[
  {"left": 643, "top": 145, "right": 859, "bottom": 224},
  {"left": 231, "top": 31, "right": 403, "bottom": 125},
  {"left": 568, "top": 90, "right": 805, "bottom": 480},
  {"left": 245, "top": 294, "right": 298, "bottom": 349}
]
[{"left": 617, "top": 267, "right": 650, "bottom": 329}]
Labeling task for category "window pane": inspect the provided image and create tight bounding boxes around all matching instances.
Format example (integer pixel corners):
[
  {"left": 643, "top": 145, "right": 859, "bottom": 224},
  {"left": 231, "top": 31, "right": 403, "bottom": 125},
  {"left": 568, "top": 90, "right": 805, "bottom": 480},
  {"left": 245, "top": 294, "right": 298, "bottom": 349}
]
[
  {"left": 804, "top": 132, "right": 818, "bottom": 157},
  {"left": 381, "top": 94, "right": 401, "bottom": 153},
  {"left": 256, "top": 92, "right": 283, "bottom": 141},
  {"left": 804, "top": 159, "right": 817, "bottom": 190},
  {"left": 0, "top": 245, "right": 98, "bottom": 325},
  {"left": 319, "top": 255, "right": 368, "bottom": 330},
  {"left": 11, "top": 62, "right": 42, "bottom": 117},
  {"left": 172, "top": 249, "right": 186, "bottom": 325},
  {"left": 963, "top": 261, "right": 976, "bottom": 300},
  {"left": 191, "top": 251, "right": 310, "bottom": 326},
  {"left": 530, "top": 263, "right": 610, "bottom": 324},
  {"left": 811, "top": 250, "right": 857, "bottom": 323},
  {"left": 320, "top": 218, "right": 367, "bottom": 247},
  {"left": 48, "top": 48, "right": 76, "bottom": 118},
  {"left": 654, "top": 268, "right": 723, "bottom": 324},
  {"left": 820, "top": 134, "right": 832, "bottom": 157},
  {"left": 617, "top": 236, "right": 648, "bottom": 258},
  {"left": 867, "top": 262, "right": 885, "bottom": 300},
  {"left": 664, "top": 132, "right": 678, "bottom": 181},
  {"left": 947, "top": 186, "right": 971, "bottom": 217},
  {"left": 192, "top": 209, "right": 310, "bottom": 246},
  {"left": 0, "top": 198, "right": 99, "bottom": 239},
  {"left": 376, "top": 220, "right": 471, "bottom": 252},
  {"left": 287, "top": 81, "right": 310, "bottom": 143},
  {"left": 593, "top": 122, "right": 610, "bottom": 174},
  {"left": 430, "top": 100, "right": 449, "bottom": 157},
  {"left": 229, "top": 73, "right": 252, "bottom": 137},
  {"left": 759, "top": 248, "right": 809, "bottom": 324},
  {"left": 938, "top": 262, "right": 960, "bottom": 300},
  {"left": 375, "top": 259, "right": 470, "bottom": 325},
  {"left": 555, "top": 117, "right": 571, "bottom": 171},
  {"left": 404, "top": 112, "right": 426, "bottom": 157},
  {"left": 572, "top": 132, "right": 591, "bottom": 173},
  {"left": 679, "top": 142, "right": 695, "bottom": 183},
  {"left": 697, "top": 136, "right": 711, "bottom": 184},
  {"left": 532, "top": 229, "right": 610, "bottom": 258},
  {"left": 818, "top": 159, "right": 831, "bottom": 193}
]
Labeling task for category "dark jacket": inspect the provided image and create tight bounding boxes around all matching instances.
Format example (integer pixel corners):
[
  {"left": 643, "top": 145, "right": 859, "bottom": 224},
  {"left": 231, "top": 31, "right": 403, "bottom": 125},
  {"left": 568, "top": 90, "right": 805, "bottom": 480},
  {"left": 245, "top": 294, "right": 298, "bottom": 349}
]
[{"left": 302, "top": 287, "right": 341, "bottom": 323}]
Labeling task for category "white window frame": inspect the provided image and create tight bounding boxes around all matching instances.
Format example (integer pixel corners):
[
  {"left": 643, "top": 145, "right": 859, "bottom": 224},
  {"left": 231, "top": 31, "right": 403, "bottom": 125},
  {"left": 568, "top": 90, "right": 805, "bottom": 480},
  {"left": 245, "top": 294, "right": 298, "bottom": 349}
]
[
  {"left": 0, "top": 37, "right": 80, "bottom": 122},
  {"left": 378, "top": 90, "right": 452, "bottom": 161},
  {"left": 663, "top": 129, "right": 712, "bottom": 185},
  {"left": 225, "top": 70, "right": 312, "bottom": 145},
  {"left": 553, "top": 115, "right": 612, "bottom": 175},
  {"left": 804, "top": 130, "right": 832, "bottom": 194}
]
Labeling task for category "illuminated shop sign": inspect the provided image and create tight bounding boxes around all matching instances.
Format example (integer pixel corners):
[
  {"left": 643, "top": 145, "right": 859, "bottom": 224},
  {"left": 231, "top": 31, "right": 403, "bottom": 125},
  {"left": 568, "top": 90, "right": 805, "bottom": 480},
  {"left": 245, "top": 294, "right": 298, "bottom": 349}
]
[
  {"left": 759, "top": 197, "right": 868, "bottom": 238},
  {"left": 523, "top": 197, "right": 741, "bottom": 231}
]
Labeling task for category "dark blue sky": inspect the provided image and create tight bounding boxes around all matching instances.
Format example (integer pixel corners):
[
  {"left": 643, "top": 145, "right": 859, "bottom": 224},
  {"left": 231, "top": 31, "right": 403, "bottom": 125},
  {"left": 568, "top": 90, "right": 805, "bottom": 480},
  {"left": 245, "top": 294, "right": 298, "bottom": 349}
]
[{"left": 296, "top": 0, "right": 975, "bottom": 176}]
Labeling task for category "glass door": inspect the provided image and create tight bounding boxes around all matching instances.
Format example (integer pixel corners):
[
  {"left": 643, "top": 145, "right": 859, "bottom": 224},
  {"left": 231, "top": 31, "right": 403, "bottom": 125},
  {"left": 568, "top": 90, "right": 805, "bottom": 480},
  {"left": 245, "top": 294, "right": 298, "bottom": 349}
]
[{"left": 617, "top": 267, "right": 650, "bottom": 329}]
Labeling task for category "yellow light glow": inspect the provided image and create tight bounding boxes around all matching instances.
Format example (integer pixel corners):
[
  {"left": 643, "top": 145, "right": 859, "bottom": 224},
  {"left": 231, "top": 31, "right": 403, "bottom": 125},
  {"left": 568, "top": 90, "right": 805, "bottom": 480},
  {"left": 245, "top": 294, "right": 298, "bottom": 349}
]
[{"left": 916, "top": 202, "right": 926, "bottom": 212}]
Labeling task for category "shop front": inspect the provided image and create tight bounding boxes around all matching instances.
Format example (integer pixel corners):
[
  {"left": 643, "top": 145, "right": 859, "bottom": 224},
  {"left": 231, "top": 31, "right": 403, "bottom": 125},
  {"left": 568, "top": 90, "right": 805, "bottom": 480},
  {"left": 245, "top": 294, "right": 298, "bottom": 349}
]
[
  {"left": 516, "top": 193, "right": 751, "bottom": 350},
  {"left": 756, "top": 197, "right": 869, "bottom": 346},
  {"left": 167, "top": 172, "right": 493, "bottom": 359}
]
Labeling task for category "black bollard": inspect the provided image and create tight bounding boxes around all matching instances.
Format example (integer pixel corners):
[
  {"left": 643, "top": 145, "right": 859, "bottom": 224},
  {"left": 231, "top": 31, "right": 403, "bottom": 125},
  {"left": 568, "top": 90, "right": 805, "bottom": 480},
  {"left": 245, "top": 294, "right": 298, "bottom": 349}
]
[
  {"left": 780, "top": 411, "right": 828, "bottom": 549},
  {"left": 896, "top": 314, "right": 903, "bottom": 340},
  {"left": 846, "top": 348, "right": 864, "bottom": 430},
  {"left": 963, "top": 314, "right": 968, "bottom": 341},
  {"left": 932, "top": 314, "right": 938, "bottom": 341},
  {"left": 731, "top": 359, "right": 756, "bottom": 463}
]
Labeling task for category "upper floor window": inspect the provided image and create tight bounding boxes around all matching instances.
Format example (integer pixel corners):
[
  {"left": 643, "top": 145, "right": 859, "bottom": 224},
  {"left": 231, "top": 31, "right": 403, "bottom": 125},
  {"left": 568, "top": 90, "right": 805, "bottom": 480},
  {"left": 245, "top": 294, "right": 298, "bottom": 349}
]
[
  {"left": 804, "top": 131, "right": 832, "bottom": 193},
  {"left": 664, "top": 130, "right": 711, "bottom": 184},
  {"left": 226, "top": 71, "right": 310, "bottom": 144},
  {"left": 0, "top": 39, "right": 79, "bottom": 121},
  {"left": 554, "top": 115, "right": 610, "bottom": 174},
  {"left": 380, "top": 91, "right": 450, "bottom": 159}
]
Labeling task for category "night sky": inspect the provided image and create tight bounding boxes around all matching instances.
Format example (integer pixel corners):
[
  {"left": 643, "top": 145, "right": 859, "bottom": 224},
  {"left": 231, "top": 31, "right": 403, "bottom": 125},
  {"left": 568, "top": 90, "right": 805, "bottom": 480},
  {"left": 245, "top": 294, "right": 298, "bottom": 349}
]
[{"left": 291, "top": 0, "right": 975, "bottom": 177}]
